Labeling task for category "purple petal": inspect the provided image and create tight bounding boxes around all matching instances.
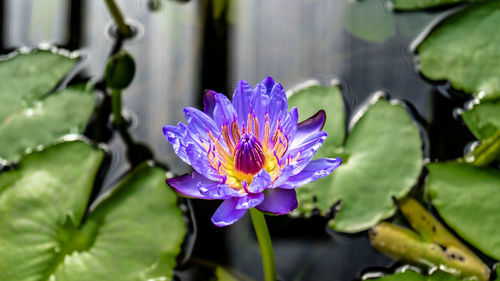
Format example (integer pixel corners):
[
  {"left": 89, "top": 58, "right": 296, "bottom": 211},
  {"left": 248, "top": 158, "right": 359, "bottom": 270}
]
[
  {"left": 247, "top": 169, "right": 272, "bottom": 193},
  {"left": 236, "top": 193, "right": 265, "bottom": 210},
  {"left": 286, "top": 130, "right": 327, "bottom": 175},
  {"left": 214, "top": 92, "right": 237, "bottom": 128},
  {"left": 211, "top": 198, "right": 247, "bottom": 227},
  {"left": 250, "top": 83, "right": 270, "bottom": 137},
  {"left": 232, "top": 80, "right": 253, "bottom": 127},
  {"left": 203, "top": 90, "right": 217, "bottom": 117},
  {"left": 166, "top": 172, "right": 212, "bottom": 199},
  {"left": 271, "top": 165, "right": 293, "bottom": 188},
  {"left": 183, "top": 107, "right": 219, "bottom": 141},
  {"left": 280, "top": 107, "right": 298, "bottom": 142},
  {"left": 290, "top": 110, "right": 326, "bottom": 150},
  {"left": 261, "top": 77, "right": 276, "bottom": 93},
  {"left": 256, "top": 188, "right": 298, "bottom": 215},
  {"left": 186, "top": 144, "right": 221, "bottom": 181},
  {"left": 268, "top": 83, "right": 288, "bottom": 129},
  {"left": 199, "top": 184, "right": 244, "bottom": 199},
  {"left": 281, "top": 158, "right": 342, "bottom": 189},
  {"left": 163, "top": 124, "right": 190, "bottom": 165}
]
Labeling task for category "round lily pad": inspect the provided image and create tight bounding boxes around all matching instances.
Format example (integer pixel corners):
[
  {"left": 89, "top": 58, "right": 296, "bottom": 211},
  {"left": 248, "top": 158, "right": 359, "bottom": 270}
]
[
  {"left": 289, "top": 85, "right": 423, "bottom": 233},
  {"left": 417, "top": 0, "right": 500, "bottom": 100},
  {"left": 461, "top": 100, "right": 500, "bottom": 141},
  {"left": 0, "top": 141, "right": 186, "bottom": 281},
  {"left": 328, "top": 97, "right": 423, "bottom": 233},
  {"left": 427, "top": 162, "right": 500, "bottom": 260},
  {"left": 0, "top": 50, "right": 96, "bottom": 163}
]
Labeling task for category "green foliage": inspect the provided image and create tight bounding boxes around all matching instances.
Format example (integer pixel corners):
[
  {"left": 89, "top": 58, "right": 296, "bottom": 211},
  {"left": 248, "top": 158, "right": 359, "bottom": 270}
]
[
  {"left": 427, "top": 162, "right": 500, "bottom": 260},
  {"left": 0, "top": 50, "right": 96, "bottom": 163},
  {"left": 343, "top": 0, "right": 396, "bottom": 43},
  {"left": 0, "top": 141, "right": 186, "bottom": 281},
  {"left": 461, "top": 100, "right": 500, "bottom": 141},
  {"left": 105, "top": 50, "right": 136, "bottom": 90},
  {"left": 392, "top": 0, "right": 475, "bottom": 10},
  {"left": 0, "top": 50, "right": 76, "bottom": 121},
  {"left": 288, "top": 86, "right": 423, "bottom": 233},
  {"left": 371, "top": 270, "right": 461, "bottom": 281},
  {"left": 417, "top": 0, "right": 500, "bottom": 100}
]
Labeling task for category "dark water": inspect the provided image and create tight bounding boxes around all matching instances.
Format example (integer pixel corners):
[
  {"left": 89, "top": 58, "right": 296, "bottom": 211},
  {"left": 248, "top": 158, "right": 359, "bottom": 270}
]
[{"left": 0, "top": 0, "right": 480, "bottom": 280}]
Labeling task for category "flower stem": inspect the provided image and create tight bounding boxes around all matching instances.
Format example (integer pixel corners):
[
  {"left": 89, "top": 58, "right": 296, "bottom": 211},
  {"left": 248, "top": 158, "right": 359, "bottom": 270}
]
[
  {"left": 249, "top": 208, "right": 276, "bottom": 281},
  {"left": 111, "top": 89, "right": 124, "bottom": 127},
  {"left": 103, "top": 0, "right": 132, "bottom": 37}
]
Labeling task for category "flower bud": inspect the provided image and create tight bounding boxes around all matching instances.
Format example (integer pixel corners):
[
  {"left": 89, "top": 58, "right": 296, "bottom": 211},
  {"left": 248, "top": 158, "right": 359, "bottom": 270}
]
[{"left": 105, "top": 50, "right": 136, "bottom": 90}]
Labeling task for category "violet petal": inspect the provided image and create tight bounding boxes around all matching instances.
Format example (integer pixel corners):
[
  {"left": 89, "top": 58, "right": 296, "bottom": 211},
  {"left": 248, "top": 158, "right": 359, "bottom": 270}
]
[
  {"left": 286, "top": 130, "right": 327, "bottom": 175},
  {"left": 256, "top": 188, "right": 298, "bottom": 215},
  {"left": 183, "top": 107, "right": 219, "bottom": 139},
  {"left": 232, "top": 80, "right": 253, "bottom": 127},
  {"left": 214, "top": 92, "right": 237, "bottom": 128},
  {"left": 163, "top": 124, "right": 190, "bottom": 165},
  {"left": 186, "top": 143, "right": 221, "bottom": 181},
  {"left": 236, "top": 193, "right": 265, "bottom": 210},
  {"left": 281, "top": 158, "right": 342, "bottom": 189},
  {"left": 211, "top": 198, "right": 247, "bottom": 227},
  {"left": 166, "top": 172, "right": 213, "bottom": 199},
  {"left": 247, "top": 169, "right": 272, "bottom": 193},
  {"left": 203, "top": 90, "right": 217, "bottom": 117},
  {"left": 290, "top": 110, "right": 326, "bottom": 150}
]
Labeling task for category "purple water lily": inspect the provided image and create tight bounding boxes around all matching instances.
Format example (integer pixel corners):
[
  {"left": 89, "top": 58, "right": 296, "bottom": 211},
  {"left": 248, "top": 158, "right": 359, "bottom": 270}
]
[{"left": 163, "top": 77, "right": 341, "bottom": 227}]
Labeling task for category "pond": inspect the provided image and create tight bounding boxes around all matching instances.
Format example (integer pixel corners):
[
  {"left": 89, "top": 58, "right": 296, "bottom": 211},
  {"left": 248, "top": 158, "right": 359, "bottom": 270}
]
[{"left": 0, "top": 0, "right": 499, "bottom": 281}]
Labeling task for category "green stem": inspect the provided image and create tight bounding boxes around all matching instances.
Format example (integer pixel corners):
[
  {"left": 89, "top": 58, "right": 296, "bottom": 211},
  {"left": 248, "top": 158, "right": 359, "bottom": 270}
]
[
  {"left": 249, "top": 208, "right": 277, "bottom": 281},
  {"left": 111, "top": 89, "right": 123, "bottom": 127},
  {"left": 104, "top": 0, "right": 132, "bottom": 37}
]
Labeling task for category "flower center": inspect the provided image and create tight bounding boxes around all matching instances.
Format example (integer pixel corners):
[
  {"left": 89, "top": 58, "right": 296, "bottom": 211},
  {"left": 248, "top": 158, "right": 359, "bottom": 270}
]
[{"left": 234, "top": 133, "right": 266, "bottom": 176}]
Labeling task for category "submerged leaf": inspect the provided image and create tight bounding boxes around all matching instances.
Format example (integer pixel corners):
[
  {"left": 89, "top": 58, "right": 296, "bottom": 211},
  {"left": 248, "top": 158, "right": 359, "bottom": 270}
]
[
  {"left": 0, "top": 141, "right": 186, "bottom": 280},
  {"left": 417, "top": 0, "right": 500, "bottom": 100},
  {"left": 343, "top": 0, "right": 396, "bottom": 43}
]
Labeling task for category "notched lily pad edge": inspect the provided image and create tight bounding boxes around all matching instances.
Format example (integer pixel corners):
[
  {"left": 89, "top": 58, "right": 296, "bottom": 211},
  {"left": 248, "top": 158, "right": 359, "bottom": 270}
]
[
  {"left": 2, "top": 44, "right": 85, "bottom": 93},
  {"left": 408, "top": 3, "right": 500, "bottom": 101},
  {"left": 88, "top": 157, "right": 196, "bottom": 268},
  {"left": 289, "top": 86, "right": 427, "bottom": 234},
  {"left": 0, "top": 45, "right": 106, "bottom": 165}
]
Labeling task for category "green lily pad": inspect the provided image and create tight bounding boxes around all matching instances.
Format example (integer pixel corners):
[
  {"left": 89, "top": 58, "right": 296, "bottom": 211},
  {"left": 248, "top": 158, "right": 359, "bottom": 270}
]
[
  {"left": 287, "top": 83, "right": 345, "bottom": 151},
  {"left": 287, "top": 84, "right": 345, "bottom": 215},
  {"left": 289, "top": 86, "right": 423, "bottom": 233},
  {"left": 427, "top": 162, "right": 500, "bottom": 260},
  {"left": 0, "top": 141, "right": 186, "bottom": 280},
  {"left": 0, "top": 49, "right": 77, "bottom": 121},
  {"left": 461, "top": 100, "right": 500, "bottom": 141},
  {"left": 417, "top": 0, "right": 500, "bottom": 100},
  {"left": 371, "top": 270, "right": 461, "bottom": 281},
  {"left": 392, "top": 0, "right": 472, "bottom": 10},
  {"left": 0, "top": 50, "right": 97, "bottom": 163},
  {"left": 328, "top": 97, "right": 422, "bottom": 233},
  {"left": 0, "top": 84, "right": 96, "bottom": 162},
  {"left": 343, "top": 0, "right": 396, "bottom": 43}
]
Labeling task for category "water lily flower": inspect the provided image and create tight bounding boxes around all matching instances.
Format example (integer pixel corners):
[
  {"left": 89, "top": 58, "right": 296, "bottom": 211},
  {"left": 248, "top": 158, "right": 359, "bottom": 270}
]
[{"left": 163, "top": 77, "right": 341, "bottom": 227}]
